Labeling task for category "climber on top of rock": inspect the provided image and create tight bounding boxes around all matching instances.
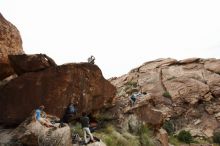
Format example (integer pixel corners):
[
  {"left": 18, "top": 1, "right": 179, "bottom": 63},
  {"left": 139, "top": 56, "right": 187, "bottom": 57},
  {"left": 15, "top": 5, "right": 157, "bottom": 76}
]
[
  {"left": 88, "top": 55, "right": 95, "bottom": 64},
  {"left": 35, "top": 105, "right": 56, "bottom": 128}
]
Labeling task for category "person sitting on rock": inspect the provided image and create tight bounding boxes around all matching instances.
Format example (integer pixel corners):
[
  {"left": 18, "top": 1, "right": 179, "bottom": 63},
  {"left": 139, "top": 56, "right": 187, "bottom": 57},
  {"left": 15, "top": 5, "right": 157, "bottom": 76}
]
[
  {"left": 129, "top": 92, "right": 146, "bottom": 106},
  {"left": 59, "top": 101, "right": 77, "bottom": 127},
  {"left": 87, "top": 55, "right": 95, "bottom": 64},
  {"left": 35, "top": 105, "right": 56, "bottom": 128},
  {"left": 80, "top": 112, "right": 95, "bottom": 144}
]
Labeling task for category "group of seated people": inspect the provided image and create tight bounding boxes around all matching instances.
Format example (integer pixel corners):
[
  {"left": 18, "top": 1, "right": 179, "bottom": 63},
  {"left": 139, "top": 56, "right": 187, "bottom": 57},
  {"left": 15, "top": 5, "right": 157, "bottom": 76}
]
[
  {"left": 35, "top": 105, "right": 56, "bottom": 128},
  {"left": 35, "top": 102, "right": 76, "bottom": 128},
  {"left": 34, "top": 101, "right": 95, "bottom": 144}
]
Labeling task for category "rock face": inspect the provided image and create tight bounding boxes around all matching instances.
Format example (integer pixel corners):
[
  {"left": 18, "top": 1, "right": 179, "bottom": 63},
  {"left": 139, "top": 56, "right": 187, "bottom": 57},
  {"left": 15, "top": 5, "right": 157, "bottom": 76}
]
[
  {"left": 157, "top": 128, "right": 169, "bottom": 146},
  {"left": 110, "top": 58, "right": 220, "bottom": 138},
  {"left": 0, "top": 63, "right": 14, "bottom": 81},
  {"left": 9, "top": 54, "right": 57, "bottom": 75},
  {"left": 0, "top": 63, "right": 116, "bottom": 125},
  {"left": 0, "top": 13, "right": 24, "bottom": 80}
]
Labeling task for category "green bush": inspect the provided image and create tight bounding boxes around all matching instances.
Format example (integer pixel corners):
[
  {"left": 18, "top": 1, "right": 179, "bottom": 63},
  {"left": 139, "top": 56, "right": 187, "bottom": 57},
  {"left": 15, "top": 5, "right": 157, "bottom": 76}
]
[
  {"left": 95, "top": 112, "right": 113, "bottom": 121},
  {"left": 137, "top": 124, "right": 155, "bottom": 146},
  {"left": 162, "top": 120, "right": 175, "bottom": 135},
  {"left": 71, "top": 122, "right": 83, "bottom": 137},
  {"left": 124, "top": 81, "right": 138, "bottom": 94},
  {"left": 94, "top": 124, "right": 156, "bottom": 146},
  {"left": 213, "top": 132, "right": 220, "bottom": 144},
  {"left": 103, "top": 124, "right": 115, "bottom": 134},
  {"left": 177, "top": 130, "right": 193, "bottom": 144},
  {"left": 94, "top": 125, "right": 140, "bottom": 146},
  {"left": 163, "top": 91, "right": 171, "bottom": 98},
  {"left": 169, "top": 135, "right": 182, "bottom": 146},
  {"left": 125, "top": 81, "right": 138, "bottom": 87}
]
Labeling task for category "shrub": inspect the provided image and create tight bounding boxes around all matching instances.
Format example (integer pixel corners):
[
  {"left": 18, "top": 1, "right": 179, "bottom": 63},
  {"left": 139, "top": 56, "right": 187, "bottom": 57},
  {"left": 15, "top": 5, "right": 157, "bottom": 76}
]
[
  {"left": 124, "top": 81, "right": 138, "bottom": 94},
  {"left": 213, "top": 132, "right": 220, "bottom": 144},
  {"left": 71, "top": 122, "right": 83, "bottom": 137},
  {"left": 122, "top": 132, "right": 140, "bottom": 146},
  {"left": 94, "top": 125, "right": 140, "bottom": 146},
  {"left": 125, "top": 81, "right": 138, "bottom": 87},
  {"left": 162, "top": 120, "right": 175, "bottom": 135},
  {"left": 137, "top": 124, "right": 155, "bottom": 146},
  {"left": 103, "top": 124, "right": 115, "bottom": 134},
  {"left": 94, "top": 124, "right": 156, "bottom": 146},
  {"left": 177, "top": 130, "right": 193, "bottom": 144},
  {"left": 169, "top": 135, "right": 182, "bottom": 146},
  {"left": 95, "top": 112, "right": 113, "bottom": 121},
  {"left": 163, "top": 91, "right": 171, "bottom": 98}
]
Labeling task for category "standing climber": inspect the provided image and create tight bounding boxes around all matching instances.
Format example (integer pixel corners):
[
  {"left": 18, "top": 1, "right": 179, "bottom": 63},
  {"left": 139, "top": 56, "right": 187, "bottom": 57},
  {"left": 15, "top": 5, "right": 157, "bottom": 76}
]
[{"left": 80, "top": 112, "right": 95, "bottom": 144}]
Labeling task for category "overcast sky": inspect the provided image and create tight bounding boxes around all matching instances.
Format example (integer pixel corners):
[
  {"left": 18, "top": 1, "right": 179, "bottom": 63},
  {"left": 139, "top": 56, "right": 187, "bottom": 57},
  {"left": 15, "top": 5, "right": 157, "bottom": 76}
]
[{"left": 1, "top": 0, "right": 220, "bottom": 78}]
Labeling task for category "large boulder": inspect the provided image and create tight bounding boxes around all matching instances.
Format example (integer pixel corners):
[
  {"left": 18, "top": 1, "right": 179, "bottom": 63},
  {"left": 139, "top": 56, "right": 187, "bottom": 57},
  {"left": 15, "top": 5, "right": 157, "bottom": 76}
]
[
  {"left": 9, "top": 54, "right": 57, "bottom": 75},
  {"left": 0, "top": 63, "right": 116, "bottom": 125},
  {"left": 0, "top": 116, "right": 72, "bottom": 146},
  {"left": 157, "top": 128, "right": 169, "bottom": 146},
  {"left": 164, "top": 76, "right": 212, "bottom": 104},
  {"left": 126, "top": 105, "right": 164, "bottom": 128},
  {"left": 0, "top": 13, "right": 24, "bottom": 80}
]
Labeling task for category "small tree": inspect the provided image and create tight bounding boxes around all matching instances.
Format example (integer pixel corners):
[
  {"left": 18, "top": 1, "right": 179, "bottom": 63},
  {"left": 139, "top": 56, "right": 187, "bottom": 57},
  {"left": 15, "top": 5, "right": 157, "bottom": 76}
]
[
  {"left": 213, "top": 132, "right": 220, "bottom": 144},
  {"left": 162, "top": 120, "right": 174, "bottom": 135},
  {"left": 177, "top": 130, "right": 193, "bottom": 144}
]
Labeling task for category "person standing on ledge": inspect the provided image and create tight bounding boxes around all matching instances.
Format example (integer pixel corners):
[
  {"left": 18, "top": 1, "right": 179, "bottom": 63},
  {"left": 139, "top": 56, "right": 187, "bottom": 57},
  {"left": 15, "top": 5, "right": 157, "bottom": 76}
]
[{"left": 80, "top": 112, "right": 95, "bottom": 144}]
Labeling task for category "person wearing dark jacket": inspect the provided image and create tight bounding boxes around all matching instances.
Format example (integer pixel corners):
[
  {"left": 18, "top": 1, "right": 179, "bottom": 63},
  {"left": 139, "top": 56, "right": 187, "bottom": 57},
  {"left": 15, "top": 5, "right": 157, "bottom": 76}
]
[
  {"left": 59, "top": 102, "right": 77, "bottom": 127},
  {"left": 80, "top": 112, "right": 94, "bottom": 144}
]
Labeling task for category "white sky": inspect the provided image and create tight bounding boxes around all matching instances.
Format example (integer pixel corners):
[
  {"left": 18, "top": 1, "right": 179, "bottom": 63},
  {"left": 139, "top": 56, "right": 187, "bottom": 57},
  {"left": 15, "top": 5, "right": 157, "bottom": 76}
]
[{"left": 1, "top": 0, "right": 220, "bottom": 78}]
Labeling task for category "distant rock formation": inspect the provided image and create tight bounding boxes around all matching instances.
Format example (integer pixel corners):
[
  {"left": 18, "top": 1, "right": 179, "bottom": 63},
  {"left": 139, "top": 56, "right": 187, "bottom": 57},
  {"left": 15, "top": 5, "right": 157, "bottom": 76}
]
[
  {"left": 110, "top": 58, "right": 220, "bottom": 138},
  {"left": 0, "top": 13, "right": 24, "bottom": 80}
]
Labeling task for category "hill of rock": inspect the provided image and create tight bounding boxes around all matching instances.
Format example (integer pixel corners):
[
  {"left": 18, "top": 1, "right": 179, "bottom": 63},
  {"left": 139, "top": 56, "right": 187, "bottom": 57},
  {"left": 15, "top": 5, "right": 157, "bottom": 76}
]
[{"left": 110, "top": 58, "right": 220, "bottom": 139}]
